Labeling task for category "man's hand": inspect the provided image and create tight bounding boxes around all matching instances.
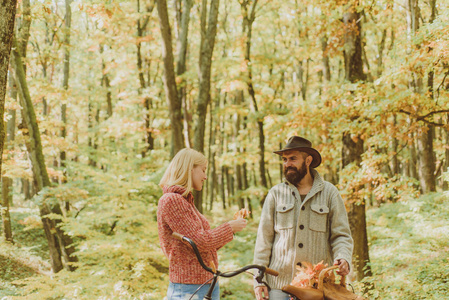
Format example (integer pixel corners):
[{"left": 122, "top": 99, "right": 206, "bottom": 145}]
[
  {"left": 254, "top": 285, "right": 269, "bottom": 300},
  {"left": 333, "top": 259, "right": 350, "bottom": 276}
]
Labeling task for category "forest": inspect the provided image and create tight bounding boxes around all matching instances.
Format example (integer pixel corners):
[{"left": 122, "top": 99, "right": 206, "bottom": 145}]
[{"left": 0, "top": 0, "right": 448, "bottom": 299}]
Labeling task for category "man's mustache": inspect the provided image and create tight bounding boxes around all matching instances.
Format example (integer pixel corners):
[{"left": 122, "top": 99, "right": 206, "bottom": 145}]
[{"left": 285, "top": 166, "right": 298, "bottom": 172}]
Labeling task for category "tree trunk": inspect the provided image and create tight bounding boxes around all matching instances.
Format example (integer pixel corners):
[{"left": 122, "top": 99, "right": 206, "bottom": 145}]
[
  {"left": 207, "top": 96, "right": 218, "bottom": 211},
  {"left": 444, "top": 113, "right": 449, "bottom": 191},
  {"left": 416, "top": 0, "right": 436, "bottom": 193},
  {"left": 219, "top": 94, "right": 226, "bottom": 209},
  {"left": 235, "top": 91, "right": 244, "bottom": 209},
  {"left": 240, "top": 0, "right": 267, "bottom": 195},
  {"left": 1, "top": 175, "right": 14, "bottom": 242},
  {"left": 0, "top": 0, "right": 17, "bottom": 243},
  {"left": 17, "top": 0, "right": 31, "bottom": 66},
  {"left": 221, "top": 166, "right": 226, "bottom": 209},
  {"left": 343, "top": 13, "right": 366, "bottom": 83},
  {"left": 243, "top": 162, "right": 253, "bottom": 216},
  {"left": 156, "top": 0, "right": 185, "bottom": 157},
  {"left": 406, "top": 0, "right": 436, "bottom": 193},
  {"left": 298, "top": 60, "right": 309, "bottom": 101},
  {"left": 99, "top": 45, "right": 113, "bottom": 119},
  {"left": 137, "top": 0, "right": 155, "bottom": 157},
  {"left": 208, "top": 111, "right": 217, "bottom": 211},
  {"left": 193, "top": 0, "right": 220, "bottom": 153},
  {"left": 22, "top": 178, "right": 31, "bottom": 200},
  {"left": 192, "top": 0, "right": 220, "bottom": 212},
  {"left": 1, "top": 70, "right": 18, "bottom": 243},
  {"left": 417, "top": 126, "right": 436, "bottom": 192},
  {"left": 408, "top": 130, "right": 419, "bottom": 181},
  {"left": 88, "top": 101, "right": 98, "bottom": 167},
  {"left": 225, "top": 166, "right": 233, "bottom": 207},
  {"left": 11, "top": 37, "right": 78, "bottom": 272},
  {"left": 342, "top": 133, "right": 371, "bottom": 281},
  {"left": 341, "top": 8, "right": 371, "bottom": 281},
  {"left": 376, "top": 29, "right": 387, "bottom": 77},
  {"left": 209, "top": 153, "right": 217, "bottom": 211},
  {"left": 175, "top": 0, "right": 193, "bottom": 148},
  {"left": 321, "top": 36, "right": 331, "bottom": 82},
  {"left": 390, "top": 115, "right": 399, "bottom": 176},
  {"left": 60, "top": 0, "right": 71, "bottom": 179}
]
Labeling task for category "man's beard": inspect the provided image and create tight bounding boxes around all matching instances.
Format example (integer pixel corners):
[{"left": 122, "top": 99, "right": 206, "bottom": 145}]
[{"left": 284, "top": 161, "right": 308, "bottom": 185}]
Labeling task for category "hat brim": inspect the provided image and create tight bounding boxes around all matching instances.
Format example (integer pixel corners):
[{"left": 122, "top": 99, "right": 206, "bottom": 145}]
[{"left": 274, "top": 147, "right": 322, "bottom": 168}]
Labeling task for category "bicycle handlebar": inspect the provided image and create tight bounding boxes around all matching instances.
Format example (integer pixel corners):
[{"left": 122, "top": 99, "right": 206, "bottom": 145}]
[
  {"left": 172, "top": 232, "right": 184, "bottom": 241},
  {"left": 265, "top": 268, "right": 279, "bottom": 277},
  {"left": 172, "top": 232, "right": 278, "bottom": 281}
]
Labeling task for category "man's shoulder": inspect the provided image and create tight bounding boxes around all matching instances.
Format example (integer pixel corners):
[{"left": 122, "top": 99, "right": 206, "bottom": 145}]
[
  {"left": 319, "top": 181, "right": 343, "bottom": 204},
  {"left": 269, "top": 182, "right": 291, "bottom": 192},
  {"left": 322, "top": 180, "right": 338, "bottom": 191}
]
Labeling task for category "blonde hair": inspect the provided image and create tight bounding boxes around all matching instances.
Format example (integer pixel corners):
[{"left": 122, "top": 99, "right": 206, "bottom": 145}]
[{"left": 159, "top": 148, "right": 208, "bottom": 197}]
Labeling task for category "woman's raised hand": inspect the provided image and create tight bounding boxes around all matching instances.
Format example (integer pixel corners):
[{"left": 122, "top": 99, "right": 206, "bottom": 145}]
[{"left": 228, "top": 218, "right": 247, "bottom": 233}]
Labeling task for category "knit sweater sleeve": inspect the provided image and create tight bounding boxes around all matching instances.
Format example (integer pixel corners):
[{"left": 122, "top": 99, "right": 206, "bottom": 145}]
[
  {"left": 328, "top": 186, "right": 354, "bottom": 271},
  {"left": 159, "top": 194, "right": 233, "bottom": 252},
  {"left": 253, "top": 190, "right": 276, "bottom": 267}
]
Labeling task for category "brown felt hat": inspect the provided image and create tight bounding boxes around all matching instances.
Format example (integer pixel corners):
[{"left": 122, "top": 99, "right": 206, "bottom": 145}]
[{"left": 274, "top": 136, "right": 322, "bottom": 168}]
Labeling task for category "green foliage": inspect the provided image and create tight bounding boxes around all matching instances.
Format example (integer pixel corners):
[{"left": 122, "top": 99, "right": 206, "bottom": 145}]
[
  {"left": 363, "top": 193, "right": 449, "bottom": 299},
  {"left": 9, "top": 209, "right": 49, "bottom": 260},
  {"left": 0, "top": 237, "right": 48, "bottom": 298},
  {"left": 1, "top": 155, "right": 169, "bottom": 299}
]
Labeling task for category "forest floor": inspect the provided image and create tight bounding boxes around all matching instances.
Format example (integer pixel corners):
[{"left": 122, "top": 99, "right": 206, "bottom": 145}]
[{"left": 0, "top": 193, "right": 448, "bottom": 299}]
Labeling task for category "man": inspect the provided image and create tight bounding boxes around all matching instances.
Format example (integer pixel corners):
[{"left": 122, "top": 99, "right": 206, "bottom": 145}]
[{"left": 253, "top": 136, "right": 353, "bottom": 300}]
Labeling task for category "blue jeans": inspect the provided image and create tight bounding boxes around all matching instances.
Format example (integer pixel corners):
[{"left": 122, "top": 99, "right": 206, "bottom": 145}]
[
  {"left": 167, "top": 281, "right": 220, "bottom": 300},
  {"left": 269, "top": 289, "right": 290, "bottom": 300}
]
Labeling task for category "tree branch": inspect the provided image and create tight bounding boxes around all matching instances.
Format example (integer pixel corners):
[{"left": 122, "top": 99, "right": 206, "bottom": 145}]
[{"left": 399, "top": 109, "right": 449, "bottom": 127}]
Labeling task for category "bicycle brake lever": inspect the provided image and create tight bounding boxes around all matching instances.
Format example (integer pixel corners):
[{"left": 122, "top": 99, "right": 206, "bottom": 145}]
[
  {"left": 254, "top": 269, "right": 264, "bottom": 283},
  {"left": 254, "top": 270, "right": 272, "bottom": 292}
]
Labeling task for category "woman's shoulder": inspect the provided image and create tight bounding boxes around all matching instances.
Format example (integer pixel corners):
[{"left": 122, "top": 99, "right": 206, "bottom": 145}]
[
  {"left": 159, "top": 191, "right": 183, "bottom": 203},
  {"left": 158, "top": 192, "right": 190, "bottom": 212}
]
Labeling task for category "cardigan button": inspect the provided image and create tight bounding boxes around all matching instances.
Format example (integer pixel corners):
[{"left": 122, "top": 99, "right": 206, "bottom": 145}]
[
  {"left": 320, "top": 208, "right": 323, "bottom": 212},
  {"left": 296, "top": 262, "right": 302, "bottom": 267},
  {"left": 298, "top": 243, "right": 303, "bottom": 248},
  {"left": 301, "top": 206, "right": 306, "bottom": 211},
  {"left": 283, "top": 207, "right": 286, "bottom": 210},
  {"left": 299, "top": 225, "right": 304, "bottom": 230}
]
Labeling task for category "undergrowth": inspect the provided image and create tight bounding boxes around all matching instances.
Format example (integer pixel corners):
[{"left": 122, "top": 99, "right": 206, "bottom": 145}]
[
  {"left": 1, "top": 177, "right": 447, "bottom": 299},
  {"left": 363, "top": 192, "right": 449, "bottom": 299}
]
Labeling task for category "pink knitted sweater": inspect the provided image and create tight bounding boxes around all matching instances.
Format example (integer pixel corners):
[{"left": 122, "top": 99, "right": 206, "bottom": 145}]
[{"left": 157, "top": 185, "right": 234, "bottom": 284}]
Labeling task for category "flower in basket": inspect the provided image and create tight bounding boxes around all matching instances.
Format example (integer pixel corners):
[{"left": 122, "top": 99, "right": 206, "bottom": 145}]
[{"left": 290, "top": 261, "right": 331, "bottom": 288}]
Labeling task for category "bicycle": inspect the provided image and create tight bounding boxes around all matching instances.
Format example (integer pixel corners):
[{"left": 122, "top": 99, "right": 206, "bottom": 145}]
[
  {"left": 172, "top": 233, "right": 346, "bottom": 300},
  {"left": 172, "top": 232, "right": 279, "bottom": 300}
]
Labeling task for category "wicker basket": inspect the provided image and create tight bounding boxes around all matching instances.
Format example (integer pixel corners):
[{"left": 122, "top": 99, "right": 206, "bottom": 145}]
[
  {"left": 318, "top": 266, "right": 366, "bottom": 300},
  {"left": 282, "top": 265, "right": 366, "bottom": 300}
]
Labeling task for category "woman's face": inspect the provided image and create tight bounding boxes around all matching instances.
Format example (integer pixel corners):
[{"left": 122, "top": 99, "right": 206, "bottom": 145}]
[{"left": 192, "top": 164, "right": 207, "bottom": 191}]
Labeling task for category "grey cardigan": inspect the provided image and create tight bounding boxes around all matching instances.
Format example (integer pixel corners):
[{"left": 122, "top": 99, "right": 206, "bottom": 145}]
[{"left": 253, "top": 170, "right": 353, "bottom": 290}]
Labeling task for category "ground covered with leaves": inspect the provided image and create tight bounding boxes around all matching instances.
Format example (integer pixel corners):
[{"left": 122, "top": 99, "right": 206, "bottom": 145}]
[{"left": 1, "top": 191, "right": 447, "bottom": 299}]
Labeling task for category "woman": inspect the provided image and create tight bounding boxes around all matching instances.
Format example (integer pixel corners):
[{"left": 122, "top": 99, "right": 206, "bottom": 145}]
[{"left": 158, "top": 148, "right": 247, "bottom": 300}]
